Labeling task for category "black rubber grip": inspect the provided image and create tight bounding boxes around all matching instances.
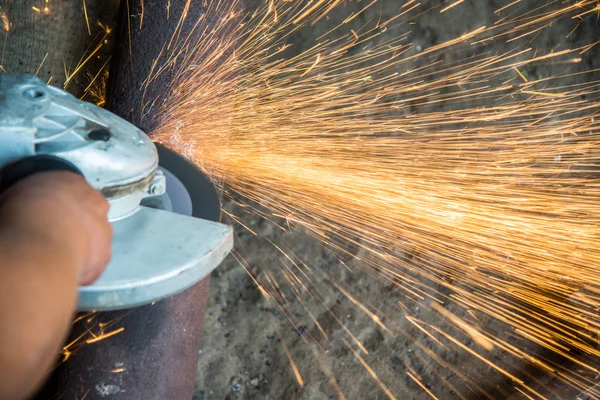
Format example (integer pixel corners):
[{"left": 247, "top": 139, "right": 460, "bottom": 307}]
[{"left": 0, "top": 155, "right": 83, "bottom": 194}]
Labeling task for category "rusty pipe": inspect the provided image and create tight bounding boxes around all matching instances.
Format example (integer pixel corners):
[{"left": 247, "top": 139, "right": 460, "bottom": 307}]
[{"left": 33, "top": 0, "right": 241, "bottom": 398}]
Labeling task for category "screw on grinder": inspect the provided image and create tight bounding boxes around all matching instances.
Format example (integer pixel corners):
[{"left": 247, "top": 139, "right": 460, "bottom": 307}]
[{"left": 0, "top": 73, "right": 233, "bottom": 311}]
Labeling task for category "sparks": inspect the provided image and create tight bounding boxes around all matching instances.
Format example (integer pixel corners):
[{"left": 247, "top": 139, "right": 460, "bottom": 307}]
[
  {"left": 120, "top": 0, "right": 600, "bottom": 397},
  {"left": 85, "top": 327, "right": 125, "bottom": 344}
]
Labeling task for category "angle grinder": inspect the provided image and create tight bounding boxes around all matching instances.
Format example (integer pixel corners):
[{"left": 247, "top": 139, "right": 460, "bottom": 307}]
[{"left": 0, "top": 73, "right": 233, "bottom": 311}]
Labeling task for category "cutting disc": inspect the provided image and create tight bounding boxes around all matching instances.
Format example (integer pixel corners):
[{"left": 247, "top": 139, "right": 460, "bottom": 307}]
[{"left": 154, "top": 143, "right": 221, "bottom": 222}]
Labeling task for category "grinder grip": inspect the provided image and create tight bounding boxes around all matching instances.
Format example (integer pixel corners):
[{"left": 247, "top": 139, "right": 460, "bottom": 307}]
[{"left": 0, "top": 155, "right": 84, "bottom": 195}]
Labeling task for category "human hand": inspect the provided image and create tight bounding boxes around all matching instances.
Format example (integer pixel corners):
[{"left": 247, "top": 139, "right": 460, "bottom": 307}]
[
  {"left": 0, "top": 171, "right": 112, "bottom": 400},
  {"left": 0, "top": 171, "right": 112, "bottom": 284}
]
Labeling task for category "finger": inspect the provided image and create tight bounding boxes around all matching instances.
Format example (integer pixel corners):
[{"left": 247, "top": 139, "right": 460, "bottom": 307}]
[{"left": 79, "top": 220, "right": 113, "bottom": 285}]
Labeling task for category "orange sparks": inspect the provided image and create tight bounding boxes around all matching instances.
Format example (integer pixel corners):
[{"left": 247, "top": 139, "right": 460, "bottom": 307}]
[
  {"left": 281, "top": 337, "right": 304, "bottom": 387},
  {"left": 440, "top": 0, "right": 465, "bottom": 13},
  {"left": 514, "top": 66, "right": 527, "bottom": 82},
  {"left": 520, "top": 89, "right": 565, "bottom": 97},
  {"left": 35, "top": 53, "right": 48, "bottom": 76},
  {"left": 82, "top": 0, "right": 91, "bottom": 35},
  {"left": 348, "top": 342, "right": 396, "bottom": 399},
  {"left": 495, "top": 0, "right": 521, "bottom": 14},
  {"left": 430, "top": 301, "right": 494, "bottom": 351},
  {"left": 0, "top": 7, "right": 9, "bottom": 32},
  {"left": 141, "top": 0, "right": 600, "bottom": 397},
  {"left": 407, "top": 371, "right": 439, "bottom": 399},
  {"left": 140, "top": 0, "right": 145, "bottom": 29},
  {"left": 85, "top": 327, "right": 125, "bottom": 344}
]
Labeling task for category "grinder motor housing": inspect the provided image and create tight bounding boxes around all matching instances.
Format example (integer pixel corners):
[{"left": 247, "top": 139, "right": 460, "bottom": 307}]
[{"left": 0, "top": 73, "right": 233, "bottom": 311}]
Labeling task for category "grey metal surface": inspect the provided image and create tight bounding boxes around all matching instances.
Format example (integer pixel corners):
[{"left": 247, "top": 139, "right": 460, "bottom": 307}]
[
  {"left": 162, "top": 167, "right": 193, "bottom": 215},
  {"left": 0, "top": 74, "right": 158, "bottom": 196},
  {"left": 78, "top": 205, "right": 232, "bottom": 311},
  {"left": 35, "top": 278, "right": 213, "bottom": 400}
]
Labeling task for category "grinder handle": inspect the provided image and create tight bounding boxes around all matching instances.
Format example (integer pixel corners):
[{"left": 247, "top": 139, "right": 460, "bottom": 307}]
[{"left": 0, "top": 155, "right": 83, "bottom": 195}]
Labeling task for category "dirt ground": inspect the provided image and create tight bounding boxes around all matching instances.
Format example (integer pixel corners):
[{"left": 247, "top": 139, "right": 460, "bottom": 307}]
[
  {"left": 3, "top": 1, "right": 599, "bottom": 399},
  {"left": 194, "top": 3, "right": 600, "bottom": 400}
]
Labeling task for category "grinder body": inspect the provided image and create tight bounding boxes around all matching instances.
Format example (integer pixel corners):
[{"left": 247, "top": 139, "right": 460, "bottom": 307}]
[{"left": 0, "top": 73, "right": 233, "bottom": 311}]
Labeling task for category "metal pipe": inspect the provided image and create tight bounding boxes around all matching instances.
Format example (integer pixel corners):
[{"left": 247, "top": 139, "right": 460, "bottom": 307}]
[
  {"left": 34, "top": 0, "right": 240, "bottom": 398},
  {"left": 37, "top": 276, "right": 212, "bottom": 400}
]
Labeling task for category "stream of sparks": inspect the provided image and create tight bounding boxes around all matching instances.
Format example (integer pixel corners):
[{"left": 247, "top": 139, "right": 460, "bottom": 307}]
[{"left": 144, "top": 0, "right": 600, "bottom": 397}]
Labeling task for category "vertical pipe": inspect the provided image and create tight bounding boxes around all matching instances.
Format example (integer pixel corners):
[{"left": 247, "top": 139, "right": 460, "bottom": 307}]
[
  {"left": 34, "top": 0, "right": 240, "bottom": 398},
  {"left": 33, "top": 146, "right": 219, "bottom": 400},
  {"left": 107, "top": 0, "right": 210, "bottom": 130},
  {"left": 39, "top": 277, "right": 212, "bottom": 400}
]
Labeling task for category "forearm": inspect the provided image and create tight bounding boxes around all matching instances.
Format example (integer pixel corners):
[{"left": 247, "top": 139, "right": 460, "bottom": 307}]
[{"left": 0, "top": 206, "right": 84, "bottom": 399}]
